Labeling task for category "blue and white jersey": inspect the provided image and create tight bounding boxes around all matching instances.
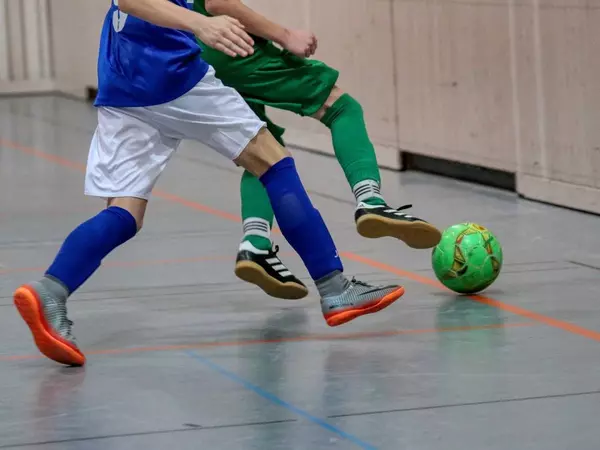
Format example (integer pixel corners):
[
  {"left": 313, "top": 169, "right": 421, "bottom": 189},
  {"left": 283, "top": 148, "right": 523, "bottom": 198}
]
[{"left": 94, "top": 0, "right": 209, "bottom": 108}]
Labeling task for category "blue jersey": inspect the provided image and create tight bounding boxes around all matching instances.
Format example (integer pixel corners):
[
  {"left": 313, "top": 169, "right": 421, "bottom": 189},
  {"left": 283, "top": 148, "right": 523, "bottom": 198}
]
[{"left": 94, "top": 0, "right": 209, "bottom": 108}]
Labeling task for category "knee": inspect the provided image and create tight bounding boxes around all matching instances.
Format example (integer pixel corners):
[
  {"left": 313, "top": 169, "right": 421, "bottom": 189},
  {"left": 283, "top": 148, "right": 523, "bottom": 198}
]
[
  {"left": 106, "top": 198, "right": 146, "bottom": 232},
  {"left": 314, "top": 87, "right": 363, "bottom": 124},
  {"left": 130, "top": 213, "right": 144, "bottom": 233},
  {"left": 235, "top": 128, "right": 291, "bottom": 178}
]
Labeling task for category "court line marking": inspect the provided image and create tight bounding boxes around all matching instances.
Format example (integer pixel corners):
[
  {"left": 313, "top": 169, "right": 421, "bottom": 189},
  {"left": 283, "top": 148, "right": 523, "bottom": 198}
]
[
  {"left": 340, "top": 252, "right": 600, "bottom": 342},
  {"left": 185, "top": 349, "right": 377, "bottom": 450},
  {"left": 0, "top": 323, "right": 531, "bottom": 362},
  {"left": 0, "top": 419, "right": 298, "bottom": 449},
  {"left": 0, "top": 252, "right": 297, "bottom": 276},
  {"left": 0, "top": 257, "right": 577, "bottom": 277},
  {"left": 327, "top": 388, "right": 600, "bottom": 419},
  {"left": 3, "top": 137, "right": 598, "bottom": 341},
  {"left": 0, "top": 255, "right": 234, "bottom": 275}
]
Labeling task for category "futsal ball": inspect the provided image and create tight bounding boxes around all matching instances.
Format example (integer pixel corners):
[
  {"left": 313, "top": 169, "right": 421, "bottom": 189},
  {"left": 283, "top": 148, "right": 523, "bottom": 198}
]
[{"left": 431, "top": 223, "right": 503, "bottom": 294}]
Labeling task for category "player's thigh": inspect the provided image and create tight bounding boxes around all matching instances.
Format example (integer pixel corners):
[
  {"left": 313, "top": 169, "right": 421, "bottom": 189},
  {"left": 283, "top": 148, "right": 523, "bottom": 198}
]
[{"left": 86, "top": 107, "right": 180, "bottom": 216}]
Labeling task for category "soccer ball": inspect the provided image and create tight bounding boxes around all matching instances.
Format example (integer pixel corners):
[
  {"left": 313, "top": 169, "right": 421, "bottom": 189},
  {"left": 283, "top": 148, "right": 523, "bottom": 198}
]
[{"left": 431, "top": 223, "right": 503, "bottom": 294}]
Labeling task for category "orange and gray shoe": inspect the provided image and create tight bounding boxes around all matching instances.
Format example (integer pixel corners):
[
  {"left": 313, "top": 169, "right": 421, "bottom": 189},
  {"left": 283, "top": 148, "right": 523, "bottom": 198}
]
[
  {"left": 13, "top": 280, "right": 85, "bottom": 366},
  {"left": 355, "top": 203, "right": 442, "bottom": 249},
  {"left": 321, "top": 277, "right": 405, "bottom": 327}
]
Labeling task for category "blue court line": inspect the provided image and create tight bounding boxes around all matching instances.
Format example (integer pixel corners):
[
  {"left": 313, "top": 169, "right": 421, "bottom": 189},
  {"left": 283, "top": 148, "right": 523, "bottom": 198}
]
[{"left": 184, "top": 350, "right": 377, "bottom": 450}]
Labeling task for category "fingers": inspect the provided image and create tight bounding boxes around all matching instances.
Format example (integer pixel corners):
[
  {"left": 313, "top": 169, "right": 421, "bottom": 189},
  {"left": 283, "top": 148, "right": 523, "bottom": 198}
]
[
  {"left": 211, "top": 17, "right": 254, "bottom": 58},
  {"left": 225, "top": 16, "right": 245, "bottom": 29},
  {"left": 222, "top": 29, "right": 253, "bottom": 57},
  {"left": 225, "top": 16, "right": 254, "bottom": 46},
  {"left": 222, "top": 17, "right": 254, "bottom": 56},
  {"left": 214, "top": 42, "right": 238, "bottom": 58},
  {"left": 306, "top": 34, "right": 317, "bottom": 57},
  {"left": 230, "top": 25, "right": 255, "bottom": 49}
]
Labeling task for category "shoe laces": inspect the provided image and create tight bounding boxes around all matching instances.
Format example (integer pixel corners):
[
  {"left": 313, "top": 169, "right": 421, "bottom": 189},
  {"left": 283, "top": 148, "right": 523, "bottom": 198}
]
[
  {"left": 396, "top": 204, "right": 413, "bottom": 211},
  {"left": 350, "top": 277, "right": 372, "bottom": 288},
  {"left": 271, "top": 244, "right": 280, "bottom": 255},
  {"left": 55, "top": 300, "right": 75, "bottom": 340}
]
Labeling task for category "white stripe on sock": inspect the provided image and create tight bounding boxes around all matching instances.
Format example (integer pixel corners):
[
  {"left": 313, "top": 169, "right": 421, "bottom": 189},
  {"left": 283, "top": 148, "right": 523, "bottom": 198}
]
[
  {"left": 352, "top": 179, "right": 384, "bottom": 204},
  {"left": 242, "top": 218, "right": 271, "bottom": 240}
]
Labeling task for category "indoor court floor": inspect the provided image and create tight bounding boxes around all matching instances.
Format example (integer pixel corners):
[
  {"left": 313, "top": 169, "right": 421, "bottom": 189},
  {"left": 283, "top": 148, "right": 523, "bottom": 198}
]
[{"left": 1, "top": 96, "right": 600, "bottom": 450}]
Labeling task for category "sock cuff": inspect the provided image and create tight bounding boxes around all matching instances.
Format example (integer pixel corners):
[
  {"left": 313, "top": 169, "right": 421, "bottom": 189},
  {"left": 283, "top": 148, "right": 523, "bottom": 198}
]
[
  {"left": 106, "top": 206, "right": 138, "bottom": 236},
  {"left": 352, "top": 179, "right": 383, "bottom": 203},
  {"left": 259, "top": 157, "right": 296, "bottom": 185},
  {"left": 320, "top": 93, "right": 362, "bottom": 127},
  {"left": 44, "top": 206, "right": 139, "bottom": 294},
  {"left": 242, "top": 218, "right": 271, "bottom": 240}
]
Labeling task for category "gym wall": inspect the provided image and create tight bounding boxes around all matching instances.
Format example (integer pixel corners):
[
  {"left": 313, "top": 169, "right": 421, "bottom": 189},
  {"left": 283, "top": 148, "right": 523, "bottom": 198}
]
[{"left": 1, "top": 0, "right": 598, "bottom": 213}]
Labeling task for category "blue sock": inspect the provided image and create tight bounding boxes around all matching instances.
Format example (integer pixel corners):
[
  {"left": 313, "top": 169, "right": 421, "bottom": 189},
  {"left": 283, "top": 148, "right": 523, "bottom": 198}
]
[
  {"left": 260, "top": 157, "right": 343, "bottom": 280},
  {"left": 46, "top": 206, "right": 138, "bottom": 294}
]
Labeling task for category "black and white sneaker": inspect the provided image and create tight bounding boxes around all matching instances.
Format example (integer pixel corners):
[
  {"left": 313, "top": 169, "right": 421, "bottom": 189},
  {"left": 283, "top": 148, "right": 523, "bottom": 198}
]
[
  {"left": 234, "top": 241, "right": 309, "bottom": 300},
  {"left": 355, "top": 203, "right": 442, "bottom": 249}
]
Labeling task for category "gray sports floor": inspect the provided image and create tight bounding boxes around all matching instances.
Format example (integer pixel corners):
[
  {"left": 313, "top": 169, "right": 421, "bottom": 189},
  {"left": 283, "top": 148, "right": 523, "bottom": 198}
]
[{"left": 1, "top": 96, "right": 600, "bottom": 450}]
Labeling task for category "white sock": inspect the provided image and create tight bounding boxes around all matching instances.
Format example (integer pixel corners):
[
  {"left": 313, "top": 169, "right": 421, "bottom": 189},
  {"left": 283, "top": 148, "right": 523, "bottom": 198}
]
[
  {"left": 242, "top": 218, "right": 271, "bottom": 240},
  {"left": 352, "top": 179, "right": 384, "bottom": 204}
]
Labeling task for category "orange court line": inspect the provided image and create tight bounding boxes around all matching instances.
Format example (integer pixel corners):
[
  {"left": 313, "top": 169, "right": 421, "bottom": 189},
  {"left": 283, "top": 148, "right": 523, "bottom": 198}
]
[
  {"left": 153, "top": 190, "right": 242, "bottom": 223},
  {"left": 0, "top": 322, "right": 532, "bottom": 362},
  {"left": 339, "top": 253, "right": 600, "bottom": 342},
  {"left": 2, "top": 137, "right": 600, "bottom": 342},
  {"left": 0, "top": 138, "right": 87, "bottom": 172}
]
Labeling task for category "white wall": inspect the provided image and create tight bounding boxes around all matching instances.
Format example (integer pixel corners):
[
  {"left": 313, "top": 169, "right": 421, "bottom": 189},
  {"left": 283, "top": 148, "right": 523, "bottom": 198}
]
[
  {"left": 0, "top": 0, "right": 105, "bottom": 98},
  {"left": 1, "top": 0, "right": 599, "bottom": 213},
  {"left": 0, "top": 0, "right": 54, "bottom": 94},
  {"left": 49, "top": 0, "right": 107, "bottom": 98},
  {"left": 248, "top": 0, "right": 600, "bottom": 213}
]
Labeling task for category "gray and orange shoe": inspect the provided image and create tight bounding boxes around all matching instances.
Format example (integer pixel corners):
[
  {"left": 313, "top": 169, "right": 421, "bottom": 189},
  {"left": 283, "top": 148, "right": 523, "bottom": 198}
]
[
  {"left": 321, "top": 277, "right": 405, "bottom": 327},
  {"left": 355, "top": 203, "right": 442, "bottom": 249},
  {"left": 13, "top": 279, "right": 85, "bottom": 366}
]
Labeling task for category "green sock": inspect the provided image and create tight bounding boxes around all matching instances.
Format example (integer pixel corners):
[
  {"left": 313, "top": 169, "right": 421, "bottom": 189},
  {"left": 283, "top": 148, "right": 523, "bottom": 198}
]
[
  {"left": 240, "top": 169, "right": 274, "bottom": 251},
  {"left": 320, "top": 94, "right": 386, "bottom": 206}
]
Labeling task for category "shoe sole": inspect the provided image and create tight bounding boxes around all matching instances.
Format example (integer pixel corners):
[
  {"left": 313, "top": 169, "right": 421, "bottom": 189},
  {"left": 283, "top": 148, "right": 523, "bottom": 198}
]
[
  {"left": 356, "top": 215, "right": 442, "bottom": 249},
  {"left": 235, "top": 261, "right": 309, "bottom": 300},
  {"left": 13, "top": 286, "right": 86, "bottom": 366},
  {"left": 325, "top": 286, "right": 405, "bottom": 327}
]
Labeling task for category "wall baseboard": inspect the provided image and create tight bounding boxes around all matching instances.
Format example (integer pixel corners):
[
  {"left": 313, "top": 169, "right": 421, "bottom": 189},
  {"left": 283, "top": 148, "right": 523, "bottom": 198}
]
[
  {"left": 86, "top": 86, "right": 98, "bottom": 102},
  {"left": 518, "top": 174, "right": 600, "bottom": 216},
  {"left": 400, "top": 151, "right": 516, "bottom": 191},
  {"left": 0, "top": 79, "right": 56, "bottom": 96}
]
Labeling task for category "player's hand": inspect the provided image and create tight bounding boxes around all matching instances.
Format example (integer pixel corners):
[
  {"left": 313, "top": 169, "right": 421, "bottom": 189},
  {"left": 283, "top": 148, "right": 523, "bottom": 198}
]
[
  {"left": 193, "top": 16, "right": 254, "bottom": 58},
  {"left": 282, "top": 29, "right": 317, "bottom": 58}
]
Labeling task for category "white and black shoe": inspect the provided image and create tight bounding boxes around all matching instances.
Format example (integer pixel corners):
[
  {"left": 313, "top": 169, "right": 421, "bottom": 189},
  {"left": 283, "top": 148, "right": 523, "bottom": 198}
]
[
  {"left": 234, "top": 241, "right": 309, "bottom": 300},
  {"left": 355, "top": 203, "right": 442, "bottom": 249}
]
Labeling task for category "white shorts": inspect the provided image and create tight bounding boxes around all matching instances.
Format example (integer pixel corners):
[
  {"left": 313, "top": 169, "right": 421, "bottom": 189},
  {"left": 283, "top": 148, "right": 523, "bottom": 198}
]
[{"left": 85, "top": 66, "right": 266, "bottom": 200}]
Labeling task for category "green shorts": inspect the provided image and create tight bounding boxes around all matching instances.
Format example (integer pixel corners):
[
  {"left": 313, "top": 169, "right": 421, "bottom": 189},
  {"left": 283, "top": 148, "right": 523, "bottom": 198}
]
[{"left": 199, "top": 41, "right": 339, "bottom": 145}]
